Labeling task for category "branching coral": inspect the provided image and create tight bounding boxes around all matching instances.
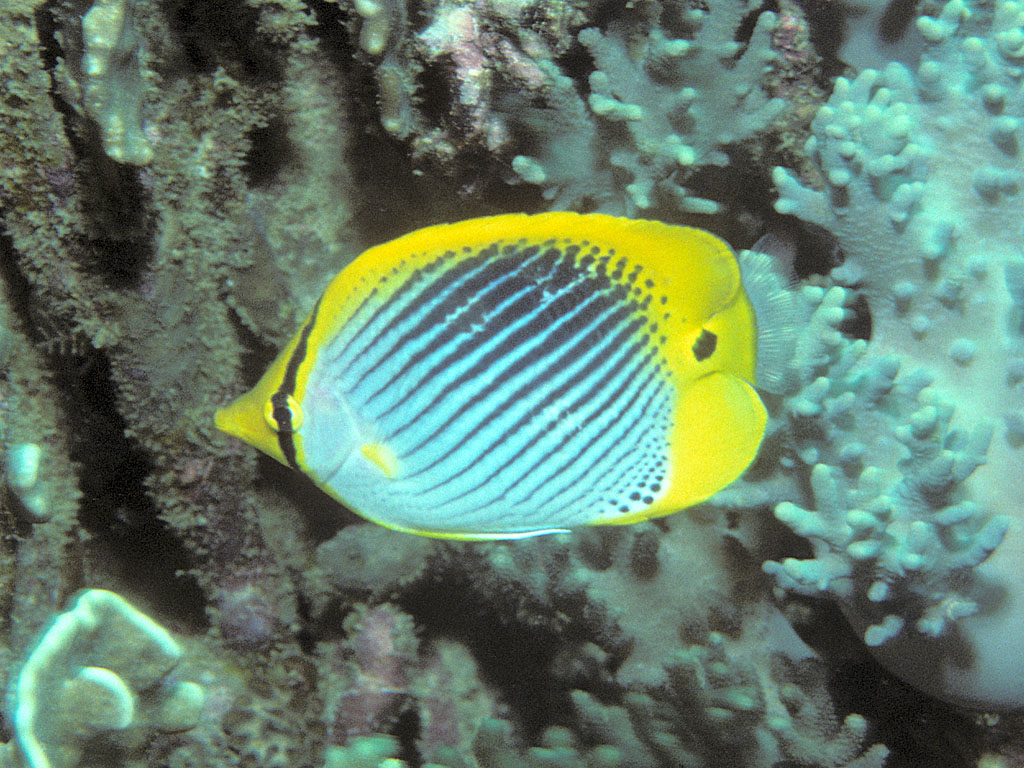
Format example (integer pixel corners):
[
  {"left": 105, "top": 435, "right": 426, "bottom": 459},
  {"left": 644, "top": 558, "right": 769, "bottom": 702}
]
[
  {"left": 769, "top": 0, "right": 1024, "bottom": 710},
  {"left": 562, "top": 598, "right": 887, "bottom": 768},
  {"left": 578, "top": 1, "right": 783, "bottom": 215},
  {"left": 343, "top": 0, "right": 796, "bottom": 215}
]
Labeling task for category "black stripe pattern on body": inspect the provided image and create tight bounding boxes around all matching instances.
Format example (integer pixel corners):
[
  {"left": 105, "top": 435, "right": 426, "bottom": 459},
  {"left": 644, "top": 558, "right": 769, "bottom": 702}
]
[{"left": 309, "top": 237, "right": 678, "bottom": 531}]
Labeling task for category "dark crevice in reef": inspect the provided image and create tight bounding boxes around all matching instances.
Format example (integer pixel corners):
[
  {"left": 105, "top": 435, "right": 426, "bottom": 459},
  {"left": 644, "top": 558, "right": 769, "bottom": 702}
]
[
  {"left": 397, "top": 570, "right": 573, "bottom": 742},
  {"left": 734, "top": 0, "right": 779, "bottom": 49},
  {"left": 392, "top": 709, "right": 421, "bottom": 766},
  {"left": 306, "top": 0, "right": 359, "bottom": 72},
  {"left": 37, "top": 2, "right": 156, "bottom": 276},
  {"left": 243, "top": 116, "right": 294, "bottom": 187},
  {"left": 414, "top": 57, "right": 460, "bottom": 137},
  {"left": 84, "top": 214, "right": 156, "bottom": 289},
  {"left": 876, "top": 0, "right": 921, "bottom": 46},
  {"left": 796, "top": 4, "right": 859, "bottom": 83},
  {"left": 781, "top": 597, "right": 983, "bottom": 768},
  {"left": 34, "top": 2, "right": 86, "bottom": 155},
  {"left": 841, "top": 291, "right": 873, "bottom": 341},
  {"left": 163, "top": 0, "right": 283, "bottom": 81},
  {"left": 227, "top": 306, "right": 280, "bottom": 388},
  {"left": 294, "top": 589, "right": 317, "bottom": 654},
  {"left": 553, "top": 37, "right": 596, "bottom": 104},
  {"left": 758, "top": 218, "right": 844, "bottom": 282},
  {"left": 833, "top": 652, "right": 982, "bottom": 768}
]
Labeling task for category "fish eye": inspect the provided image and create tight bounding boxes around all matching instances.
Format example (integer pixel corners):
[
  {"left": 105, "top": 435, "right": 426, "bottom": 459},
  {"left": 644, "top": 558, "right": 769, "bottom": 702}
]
[
  {"left": 264, "top": 393, "right": 304, "bottom": 432},
  {"left": 692, "top": 329, "right": 717, "bottom": 362}
]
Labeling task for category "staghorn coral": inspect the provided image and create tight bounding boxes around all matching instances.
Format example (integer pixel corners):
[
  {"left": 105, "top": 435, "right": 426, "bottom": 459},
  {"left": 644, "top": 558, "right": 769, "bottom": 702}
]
[
  {"left": 304, "top": 514, "right": 889, "bottom": 767},
  {"left": 568, "top": 634, "right": 889, "bottom": 768},
  {"left": 768, "top": 0, "right": 1024, "bottom": 711},
  {"left": 551, "top": 529, "right": 887, "bottom": 768},
  {"left": 339, "top": 0, "right": 805, "bottom": 216},
  {"left": 577, "top": 1, "right": 784, "bottom": 215}
]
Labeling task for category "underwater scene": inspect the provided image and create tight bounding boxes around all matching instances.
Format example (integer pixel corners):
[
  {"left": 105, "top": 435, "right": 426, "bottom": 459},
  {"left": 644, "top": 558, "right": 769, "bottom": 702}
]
[{"left": 2, "top": 0, "right": 1024, "bottom": 765}]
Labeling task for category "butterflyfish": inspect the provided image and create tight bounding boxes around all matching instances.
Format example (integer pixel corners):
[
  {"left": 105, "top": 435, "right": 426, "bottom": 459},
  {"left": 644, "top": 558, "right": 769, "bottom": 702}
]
[{"left": 216, "top": 213, "right": 794, "bottom": 540}]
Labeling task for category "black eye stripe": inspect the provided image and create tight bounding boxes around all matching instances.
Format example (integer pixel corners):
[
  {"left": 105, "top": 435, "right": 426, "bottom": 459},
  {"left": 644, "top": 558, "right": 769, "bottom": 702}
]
[
  {"left": 269, "top": 394, "right": 294, "bottom": 432},
  {"left": 273, "top": 297, "right": 323, "bottom": 469}
]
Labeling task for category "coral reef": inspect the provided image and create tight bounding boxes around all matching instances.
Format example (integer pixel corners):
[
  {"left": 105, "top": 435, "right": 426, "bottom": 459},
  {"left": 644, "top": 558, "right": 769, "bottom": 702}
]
[
  {"left": 339, "top": 0, "right": 798, "bottom": 215},
  {"left": 322, "top": 604, "right": 419, "bottom": 745},
  {"left": 577, "top": 2, "right": 783, "bottom": 214},
  {"left": 0, "top": 221, "right": 83, "bottom": 705},
  {"left": 768, "top": 0, "right": 1024, "bottom": 710},
  {"left": 1, "top": 0, "right": 1023, "bottom": 766},
  {"left": 0, "top": 589, "right": 204, "bottom": 768},
  {"left": 311, "top": 515, "right": 890, "bottom": 767}
]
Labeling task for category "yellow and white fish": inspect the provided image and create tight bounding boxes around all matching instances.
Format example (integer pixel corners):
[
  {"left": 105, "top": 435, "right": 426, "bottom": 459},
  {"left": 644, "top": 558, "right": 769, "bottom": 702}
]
[{"left": 216, "top": 213, "right": 794, "bottom": 539}]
